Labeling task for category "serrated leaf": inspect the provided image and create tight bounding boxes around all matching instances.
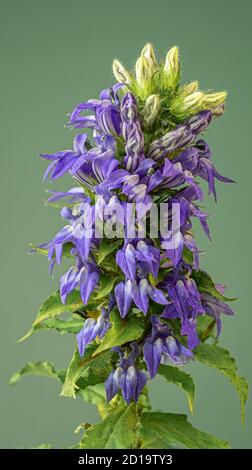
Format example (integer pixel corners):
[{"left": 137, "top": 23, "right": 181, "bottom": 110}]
[
  {"left": 18, "top": 315, "right": 85, "bottom": 342},
  {"left": 32, "top": 290, "right": 83, "bottom": 327},
  {"left": 10, "top": 361, "right": 59, "bottom": 385},
  {"left": 61, "top": 345, "right": 113, "bottom": 399},
  {"left": 93, "top": 310, "right": 145, "bottom": 356},
  {"left": 97, "top": 239, "right": 122, "bottom": 265},
  {"left": 94, "top": 274, "right": 116, "bottom": 300},
  {"left": 158, "top": 365, "right": 195, "bottom": 414},
  {"left": 138, "top": 412, "right": 230, "bottom": 449},
  {"left": 195, "top": 343, "right": 248, "bottom": 422},
  {"left": 192, "top": 270, "right": 236, "bottom": 302},
  {"left": 80, "top": 404, "right": 138, "bottom": 449}
]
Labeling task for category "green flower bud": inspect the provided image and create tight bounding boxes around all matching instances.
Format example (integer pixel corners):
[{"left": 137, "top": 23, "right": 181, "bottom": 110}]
[
  {"left": 163, "top": 46, "right": 180, "bottom": 87},
  {"left": 143, "top": 94, "right": 160, "bottom": 128},
  {"left": 135, "top": 56, "right": 153, "bottom": 84},
  {"left": 171, "top": 91, "right": 203, "bottom": 116},
  {"left": 202, "top": 91, "right": 227, "bottom": 108},
  {"left": 135, "top": 56, "right": 154, "bottom": 98},
  {"left": 141, "top": 43, "right": 158, "bottom": 69},
  {"left": 112, "top": 59, "right": 131, "bottom": 85},
  {"left": 180, "top": 81, "right": 199, "bottom": 97}
]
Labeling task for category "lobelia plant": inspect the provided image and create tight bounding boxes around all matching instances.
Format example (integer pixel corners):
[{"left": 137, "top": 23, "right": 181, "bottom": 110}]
[{"left": 11, "top": 43, "right": 248, "bottom": 449}]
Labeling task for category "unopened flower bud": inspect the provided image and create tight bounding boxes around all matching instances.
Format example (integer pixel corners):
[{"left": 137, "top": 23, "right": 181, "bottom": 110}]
[
  {"left": 181, "top": 81, "right": 199, "bottom": 97},
  {"left": 135, "top": 56, "right": 153, "bottom": 86},
  {"left": 163, "top": 46, "right": 180, "bottom": 87},
  {"left": 143, "top": 94, "right": 160, "bottom": 127},
  {"left": 112, "top": 59, "right": 131, "bottom": 85},
  {"left": 141, "top": 42, "right": 158, "bottom": 68},
  {"left": 134, "top": 56, "right": 155, "bottom": 98},
  {"left": 202, "top": 91, "right": 227, "bottom": 108},
  {"left": 171, "top": 91, "right": 203, "bottom": 116}
]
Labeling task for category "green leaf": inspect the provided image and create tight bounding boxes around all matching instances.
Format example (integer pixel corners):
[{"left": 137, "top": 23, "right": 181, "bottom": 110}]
[
  {"left": 97, "top": 238, "right": 122, "bottom": 265},
  {"left": 10, "top": 361, "right": 60, "bottom": 385},
  {"left": 94, "top": 274, "right": 116, "bottom": 300},
  {"left": 81, "top": 383, "right": 110, "bottom": 419},
  {"left": 61, "top": 346, "right": 113, "bottom": 398},
  {"left": 18, "top": 315, "right": 85, "bottom": 342},
  {"left": 80, "top": 404, "right": 138, "bottom": 449},
  {"left": 81, "top": 383, "right": 106, "bottom": 406},
  {"left": 192, "top": 270, "right": 236, "bottom": 302},
  {"left": 197, "top": 316, "right": 216, "bottom": 342},
  {"left": 93, "top": 310, "right": 145, "bottom": 356},
  {"left": 32, "top": 290, "right": 83, "bottom": 327},
  {"left": 195, "top": 343, "right": 248, "bottom": 422},
  {"left": 183, "top": 246, "right": 194, "bottom": 265},
  {"left": 138, "top": 412, "right": 230, "bottom": 449},
  {"left": 158, "top": 365, "right": 195, "bottom": 414},
  {"left": 137, "top": 419, "right": 174, "bottom": 449},
  {"left": 29, "top": 242, "right": 74, "bottom": 259}
]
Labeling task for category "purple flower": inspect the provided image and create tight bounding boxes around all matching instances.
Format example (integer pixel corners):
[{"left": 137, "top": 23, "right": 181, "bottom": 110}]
[
  {"left": 115, "top": 278, "right": 168, "bottom": 318},
  {"left": 60, "top": 255, "right": 99, "bottom": 305},
  {"left": 172, "top": 140, "right": 234, "bottom": 201},
  {"left": 94, "top": 168, "right": 129, "bottom": 196},
  {"left": 75, "top": 156, "right": 119, "bottom": 192},
  {"left": 41, "top": 84, "right": 125, "bottom": 188},
  {"left": 46, "top": 187, "right": 87, "bottom": 204},
  {"left": 105, "top": 344, "right": 147, "bottom": 404},
  {"left": 44, "top": 199, "right": 96, "bottom": 273},
  {"left": 144, "top": 316, "right": 192, "bottom": 378},
  {"left": 160, "top": 184, "right": 212, "bottom": 269},
  {"left": 41, "top": 134, "right": 88, "bottom": 181},
  {"left": 201, "top": 285, "right": 234, "bottom": 337},
  {"left": 116, "top": 243, "right": 137, "bottom": 281},
  {"left": 116, "top": 240, "right": 160, "bottom": 281},
  {"left": 69, "top": 84, "right": 123, "bottom": 136},
  {"left": 114, "top": 280, "right": 133, "bottom": 319},
  {"left": 77, "top": 307, "right": 111, "bottom": 357},
  {"left": 135, "top": 241, "right": 160, "bottom": 278},
  {"left": 162, "top": 277, "right": 204, "bottom": 349}
]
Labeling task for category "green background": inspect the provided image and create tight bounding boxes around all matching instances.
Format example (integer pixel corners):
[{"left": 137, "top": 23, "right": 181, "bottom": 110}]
[{"left": 0, "top": 0, "right": 251, "bottom": 449}]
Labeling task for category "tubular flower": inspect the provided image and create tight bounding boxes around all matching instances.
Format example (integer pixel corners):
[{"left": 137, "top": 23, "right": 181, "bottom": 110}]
[{"left": 105, "top": 344, "right": 147, "bottom": 404}]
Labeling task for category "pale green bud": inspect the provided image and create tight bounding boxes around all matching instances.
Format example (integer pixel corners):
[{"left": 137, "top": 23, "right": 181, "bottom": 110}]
[
  {"left": 180, "top": 81, "right": 199, "bottom": 97},
  {"left": 141, "top": 43, "right": 158, "bottom": 69},
  {"left": 135, "top": 56, "right": 153, "bottom": 86},
  {"left": 143, "top": 94, "right": 160, "bottom": 127},
  {"left": 134, "top": 56, "right": 155, "bottom": 99},
  {"left": 172, "top": 91, "right": 204, "bottom": 115},
  {"left": 112, "top": 59, "right": 131, "bottom": 85},
  {"left": 163, "top": 46, "right": 180, "bottom": 87},
  {"left": 180, "top": 91, "right": 203, "bottom": 112},
  {"left": 202, "top": 91, "right": 227, "bottom": 108}
]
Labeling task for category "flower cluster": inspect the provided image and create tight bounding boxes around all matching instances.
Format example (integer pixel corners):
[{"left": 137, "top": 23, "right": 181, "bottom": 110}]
[{"left": 40, "top": 43, "right": 234, "bottom": 404}]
